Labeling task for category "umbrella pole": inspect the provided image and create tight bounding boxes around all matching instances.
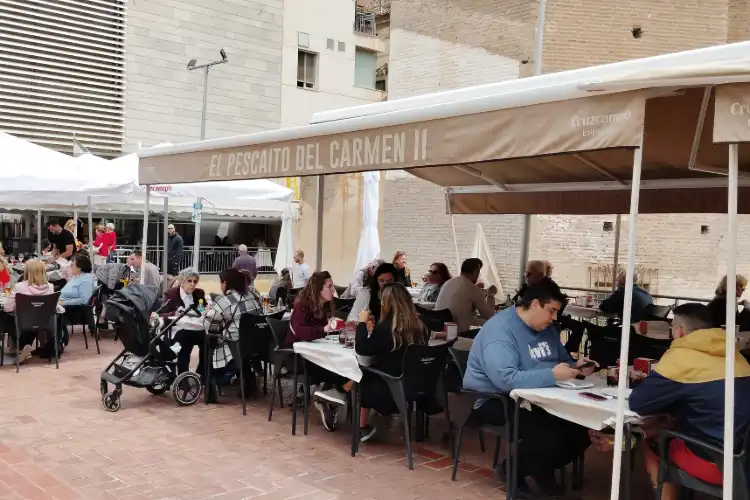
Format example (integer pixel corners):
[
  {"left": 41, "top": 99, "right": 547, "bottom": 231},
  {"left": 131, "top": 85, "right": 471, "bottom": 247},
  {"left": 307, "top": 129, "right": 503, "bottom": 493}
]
[
  {"left": 36, "top": 209, "right": 42, "bottom": 255},
  {"left": 141, "top": 188, "right": 150, "bottom": 284},
  {"left": 162, "top": 197, "right": 169, "bottom": 293},
  {"left": 609, "top": 144, "right": 643, "bottom": 500},
  {"left": 612, "top": 214, "right": 621, "bottom": 291},
  {"left": 446, "top": 190, "right": 460, "bottom": 273},
  {"left": 722, "top": 143, "right": 738, "bottom": 500},
  {"left": 87, "top": 197, "right": 94, "bottom": 260}
]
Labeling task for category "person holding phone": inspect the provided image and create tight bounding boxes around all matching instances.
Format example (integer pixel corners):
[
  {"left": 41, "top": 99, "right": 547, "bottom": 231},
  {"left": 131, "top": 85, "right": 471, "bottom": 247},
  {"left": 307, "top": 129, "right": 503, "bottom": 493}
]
[{"left": 463, "top": 279, "right": 595, "bottom": 498}]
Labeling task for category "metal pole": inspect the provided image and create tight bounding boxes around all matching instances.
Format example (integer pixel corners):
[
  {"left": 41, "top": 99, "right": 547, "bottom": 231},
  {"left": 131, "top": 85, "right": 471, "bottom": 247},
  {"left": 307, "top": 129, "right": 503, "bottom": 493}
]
[
  {"left": 519, "top": 214, "right": 531, "bottom": 288},
  {"left": 609, "top": 145, "right": 643, "bottom": 500},
  {"left": 72, "top": 211, "right": 78, "bottom": 238},
  {"left": 446, "top": 190, "right": 461, "bottom": 272},
  {"left": 192, "top": 66, "right": 209, "bottom": 271},
  {"left": 315, "top": 176, "right": 325, "bottom": 270},
  {"left": 36, "top": 209, "right": 42, "bottom": 255},
  {"left": 723, "top": 143, "right": 739, "bottom": 500},
  {"left": 141, "top": 188, "right": 150, "bottom": 284},
  {"left": 612, "top": 214, "right": 622, "bottom": 291},
  {"left": 87, "top": 197, "right": 94, "bottom": 259},
  {"left": 162, "top": 197, "right": 169, "bottom": 293}
]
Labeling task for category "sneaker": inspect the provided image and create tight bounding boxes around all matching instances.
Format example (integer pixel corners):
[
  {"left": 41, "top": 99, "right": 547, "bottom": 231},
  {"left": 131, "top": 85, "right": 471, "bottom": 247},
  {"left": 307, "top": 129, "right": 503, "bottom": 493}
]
[
  {"left": 314, "top": 401, "right": 339, "bottom": 432},
  {"left": 314, "top": 387, "right": 347, "bottom": 406},
  {"left": 359, "top": 424, "right": 377, "bottom": 443}
]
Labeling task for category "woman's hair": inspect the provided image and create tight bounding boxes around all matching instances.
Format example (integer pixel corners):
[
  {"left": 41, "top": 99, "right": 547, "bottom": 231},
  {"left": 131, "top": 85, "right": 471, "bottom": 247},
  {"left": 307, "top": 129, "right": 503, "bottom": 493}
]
[
  {"left": 178, "top": 267, "right": 200, "bottom": 284},
  {"left": 24, "top": 259, "right": 49, "bottom": 286},
  {"left": 96, "top": 224, "right": 105, "bottom": 233},
  {"left": 430, "top": 262, "right": 452, "bottom": 285},
  {"left": 219, "top": 268, "right": 248, "bottom": 295},
  {"left": 392, "top": 250, "right": 407, "bottom": 265},
  {"left": 379, "top": 283, "right": 426, "bottom": 351},
  {"left": 74, "top": 253, "right": 92, "bottom": 273},
  {"left": 367, "top": 263, "right": 398, "bottom": 320},
  {"left": 297, "top": 271, "right": 332, "bottom": 320},
  {"left": 64, "top": 219, "right": 76, "bottom": 232},
  {"left": 716, "top": 274, "right": 749, "bottom": 297}
]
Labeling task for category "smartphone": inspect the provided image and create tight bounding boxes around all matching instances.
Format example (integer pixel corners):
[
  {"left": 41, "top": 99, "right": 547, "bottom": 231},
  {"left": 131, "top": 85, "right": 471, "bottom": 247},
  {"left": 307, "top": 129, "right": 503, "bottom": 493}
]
[
  {"left": 580, "top": 392, "right": 609, "bottom": 402},
  {"left": 578, "top": 360, "right": 597, "bottom": 369}
]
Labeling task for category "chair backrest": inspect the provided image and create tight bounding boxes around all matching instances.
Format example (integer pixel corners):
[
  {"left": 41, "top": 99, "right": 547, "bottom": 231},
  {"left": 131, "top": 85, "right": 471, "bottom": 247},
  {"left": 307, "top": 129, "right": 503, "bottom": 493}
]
[
  {"left": 332, "top": 309, "right": 348, "bottom": 321},
  {"left": 286, "top": 287, "right": 302, "bottom": 307},
  {"left": 417, "top": 307, "right": 453, "bottom": 332},
  {"left": 89, "top": 285, "right": 102, "bottom": 307},
  {"left": 266, "top": 318, "right": 290, "bottom": 349},
  {"left": 334, "top": 285, "right": 348, "bottom": 297},
  {"left": 14, "top": 292, "right": 60, "bottom": 332},
  {"left": 266, "top": 309, "right": 287, "bottom": 320},
  {"left": 401, "top": 342, "right": 451, "bottom": 401},
  {"left": 334, "top": 297, "right": 355, "bottom": 312},
  {"left": 449, "top": 348, "right": 469, "bottom": 379},
  {"left": 445, "top": 347, "right": 469, "bottom": 393},
  {"left": 647, "top": 304, "right": 673, "bottom": 319},
  {"left": 238, "top": 313, "right": 274, "bottom": 359},
  {"left": 275, "top": 286, "right": 288, "bottom": 305}
]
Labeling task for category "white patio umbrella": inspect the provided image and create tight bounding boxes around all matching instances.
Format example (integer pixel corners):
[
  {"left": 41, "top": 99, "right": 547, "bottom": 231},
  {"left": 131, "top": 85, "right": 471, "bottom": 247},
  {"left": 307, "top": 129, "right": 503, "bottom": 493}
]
[
  {"left": 274, "top": 203, "right": 295, "bottom": 274},
  {"left": 471, "top": 223, "right": 504, "bottom": 297},
  {"left": 353, "top": 171, "right": 381, "bottom": 275}
]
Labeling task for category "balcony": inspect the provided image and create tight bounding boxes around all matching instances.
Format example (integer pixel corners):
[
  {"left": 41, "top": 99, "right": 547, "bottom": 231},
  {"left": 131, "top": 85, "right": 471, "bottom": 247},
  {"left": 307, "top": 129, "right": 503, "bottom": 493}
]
[{"left": 354, "top": 10, "right": 376, "bottom": 36}]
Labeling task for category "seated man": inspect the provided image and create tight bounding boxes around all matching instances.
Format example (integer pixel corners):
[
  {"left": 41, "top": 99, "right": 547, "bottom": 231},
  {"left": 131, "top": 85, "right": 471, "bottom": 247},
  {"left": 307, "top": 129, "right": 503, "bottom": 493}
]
[
  {"left": 598, "top": 272, "right": 654, "bottom": 323},
  {"left": 513, "top": 260, "right": 561, "bottom": 303},
  {"left": 463, "top": 279, "right": 595, "bottom": 498},
  {"left": 127, "top": 250, "right": 161, "bottom": 288},
  {"left": 630, "top": 303, "right": 750, "bottom": 500},
  {"left": 434, "top": 258, "right": 495, "bottom": 331}
]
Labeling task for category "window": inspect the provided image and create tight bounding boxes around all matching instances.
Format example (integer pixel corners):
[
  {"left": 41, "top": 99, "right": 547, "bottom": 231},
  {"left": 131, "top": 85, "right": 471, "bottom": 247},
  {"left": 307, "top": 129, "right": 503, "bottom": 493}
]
[
  {"left": 375, "top": 79, "right": 386, "bottom": 91},
  {"left": 354, "top": 47, "right": 377, "bottom": 89},
  {"left": 338, "top": 41, "right": 346, "bottom": 52},
  {"left": 297, "top": 31, "right": 310, "bottom": 48},
  {"left": 326, "top": 38, "right": 334, "bottom": 50},
  {"left": 297, "top": 50, "right": 317, "bottom": 89}
]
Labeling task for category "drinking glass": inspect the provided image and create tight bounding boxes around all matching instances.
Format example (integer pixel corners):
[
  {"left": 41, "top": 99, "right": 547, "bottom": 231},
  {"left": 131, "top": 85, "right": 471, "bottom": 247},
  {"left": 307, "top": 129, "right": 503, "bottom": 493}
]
[{"left": 606, "top": 366, "right": 619, "bottom": 387}]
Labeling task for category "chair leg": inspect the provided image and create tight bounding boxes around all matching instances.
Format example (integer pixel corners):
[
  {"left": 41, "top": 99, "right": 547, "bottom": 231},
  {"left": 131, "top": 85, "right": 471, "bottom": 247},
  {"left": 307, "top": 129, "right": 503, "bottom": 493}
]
[
  {"left": 15, "top": 330, "right": 20, "bottom": 373},
  {"left": 263, "top": 361, "right": 268, "bottom": 395},
  {"left": 404, "top": 403, "right": 414, "bottom": 470},
  {"left": 478, "top": 429, "right": 487, "bottom": 452},
  {"left": 451, "top": 425, "right": 465, "bottom": 481},
  {"left": 239, "top": 359, "right": 246, "bottom": 417},
  {"left": 53, "top": 327, "right": 59, "bottom": 370},
  {"left": 93, "top": 322, "right": 100, "bottom": 354},
  {"left": 267, "top": 375, "right": 279, "bottom": 421},
  {"left": 80, "top": 323, "right": 89, "bottom": 350},
  {"left": 492, "top": 436, "right": 502, "bottom": 470},
  {"left": 291, "top": 355, "right": 299, "bottom": 436},
  {"left": 302, "top": 365, "right": 310, "bottom": 436}
]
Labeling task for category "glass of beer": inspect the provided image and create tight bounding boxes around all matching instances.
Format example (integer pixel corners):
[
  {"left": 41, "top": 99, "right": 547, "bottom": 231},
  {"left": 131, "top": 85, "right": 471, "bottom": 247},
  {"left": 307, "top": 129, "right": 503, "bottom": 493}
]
[{"left": 606, "top": 366, "right": 619, "bottom": 387}]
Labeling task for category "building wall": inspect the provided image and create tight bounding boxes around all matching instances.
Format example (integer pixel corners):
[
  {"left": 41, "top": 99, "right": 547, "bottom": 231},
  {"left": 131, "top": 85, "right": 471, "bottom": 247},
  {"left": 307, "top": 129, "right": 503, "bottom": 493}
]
[
  {"left": 123, "top": 0, "right": 284, "bottom": 152},
  {"left": 383, "top": 0, "right": 750, "bottom": 300},
  {"left": 280, "top": 0, "right": 386, "bottom": 128}
]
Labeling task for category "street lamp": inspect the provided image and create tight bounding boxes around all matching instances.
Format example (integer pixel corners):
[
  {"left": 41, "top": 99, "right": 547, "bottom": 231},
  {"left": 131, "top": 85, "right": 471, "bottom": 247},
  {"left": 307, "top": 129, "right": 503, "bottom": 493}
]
[{"left": 187, "top": 49, "right": 228, "bottom": 270}]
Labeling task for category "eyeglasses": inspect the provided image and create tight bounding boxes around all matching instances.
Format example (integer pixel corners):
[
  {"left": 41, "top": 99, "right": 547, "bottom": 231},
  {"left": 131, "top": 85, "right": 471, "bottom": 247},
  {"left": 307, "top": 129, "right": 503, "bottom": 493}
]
[
  {"left": 185, "top": 279, "right": 198, "bottom": 284},
  {"left": 428, "top": 270, "right": 439, "bottom": 275}
]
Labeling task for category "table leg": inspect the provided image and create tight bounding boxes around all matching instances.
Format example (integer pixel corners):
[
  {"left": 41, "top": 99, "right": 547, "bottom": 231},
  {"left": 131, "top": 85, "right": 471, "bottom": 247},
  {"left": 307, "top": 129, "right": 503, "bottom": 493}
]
[
  {"left": 623, "top": 424, "right": 632, "bottom": 500},
  {"left": 350, "top": 381, "right": 359, "bottom": 457}
]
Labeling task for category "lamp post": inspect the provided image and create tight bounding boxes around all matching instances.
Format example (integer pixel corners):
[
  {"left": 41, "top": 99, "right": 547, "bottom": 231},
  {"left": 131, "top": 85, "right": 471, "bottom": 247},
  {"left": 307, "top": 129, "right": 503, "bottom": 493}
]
[{"left": 187, "top": 49, "right": 228, "bottom": 270}]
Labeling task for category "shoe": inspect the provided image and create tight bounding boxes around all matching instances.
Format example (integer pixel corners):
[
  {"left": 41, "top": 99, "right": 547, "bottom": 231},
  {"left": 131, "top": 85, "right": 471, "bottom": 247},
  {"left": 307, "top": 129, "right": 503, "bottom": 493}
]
[
  {"left": 359, "top": 424, "right": 377, "bottom": 443},
  {"left": 314, "top": 387, "right": 347, "bottom": 406},
  {"left": 314, "top": 401, "right": 338, "bottom": 432}
]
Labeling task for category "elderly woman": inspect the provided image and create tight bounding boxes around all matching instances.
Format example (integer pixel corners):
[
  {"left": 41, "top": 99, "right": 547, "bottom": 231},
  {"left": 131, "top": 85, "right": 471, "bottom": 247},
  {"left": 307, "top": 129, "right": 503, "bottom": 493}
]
[
  {"left": 707, "top": 274, "right": 750, "bottom": 328},
  {"left": 161, "top": 268, "right": 208, "bottom": 378},
  {"left": 59, "top": 253, "right": 95, "bottom": 307}
]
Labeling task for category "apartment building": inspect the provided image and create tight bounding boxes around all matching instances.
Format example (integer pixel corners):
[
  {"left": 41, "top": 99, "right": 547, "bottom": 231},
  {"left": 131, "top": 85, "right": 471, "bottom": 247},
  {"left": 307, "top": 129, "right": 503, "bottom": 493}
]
[{"left": 378, "top": 0, "right": 750, "bottom": 299}]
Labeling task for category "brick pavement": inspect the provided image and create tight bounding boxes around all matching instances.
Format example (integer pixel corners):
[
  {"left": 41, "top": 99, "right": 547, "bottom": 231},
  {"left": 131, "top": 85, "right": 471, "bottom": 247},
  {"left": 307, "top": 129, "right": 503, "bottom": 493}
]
[{"left": 0, "top": 332, "right": 652, "bottom": 499}]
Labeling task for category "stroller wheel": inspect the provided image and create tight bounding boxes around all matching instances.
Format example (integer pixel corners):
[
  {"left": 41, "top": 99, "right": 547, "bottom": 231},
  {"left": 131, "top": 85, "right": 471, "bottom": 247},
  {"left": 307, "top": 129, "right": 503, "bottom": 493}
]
[
  {"left": 172, "top": 372, "right": 202, "bottom": 406},
  {"left": 146, "top": 384, "right": 169, "bottom": 396},
  {"left": 102, "top": 392, "right": 121, "bottom": 412},
  {"left": 100, "top": 380, "right": 108, "bottom": 396}
]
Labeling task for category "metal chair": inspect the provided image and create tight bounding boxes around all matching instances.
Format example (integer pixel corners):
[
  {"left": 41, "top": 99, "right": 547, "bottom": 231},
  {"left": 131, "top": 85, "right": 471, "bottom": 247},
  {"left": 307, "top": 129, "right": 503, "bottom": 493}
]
[{"left": 62, "top": 286, "right": 101, "bottom": 354}]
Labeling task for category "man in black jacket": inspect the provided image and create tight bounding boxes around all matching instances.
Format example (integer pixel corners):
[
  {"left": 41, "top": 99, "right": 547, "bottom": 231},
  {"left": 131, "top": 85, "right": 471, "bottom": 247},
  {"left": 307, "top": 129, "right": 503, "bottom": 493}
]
[{"left": 167, "top": 224, "right": 184, "bottom": 279}]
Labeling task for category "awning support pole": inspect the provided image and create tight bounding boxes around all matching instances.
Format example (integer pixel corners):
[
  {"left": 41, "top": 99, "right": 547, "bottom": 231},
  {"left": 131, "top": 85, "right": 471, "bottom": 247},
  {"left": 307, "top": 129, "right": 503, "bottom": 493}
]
[
  {"left": 87, "top": 197, "right": 94, "bottom": 260},
  {"left": 612, "top": 214, "right": 621, "bottom": 291},
  {"left": 315, "top": 176, "right": 325, "bottom": 271},
  {"left": 192, "top": 196, "right": 201, "bottom": 272},
  {"left": 162, "top": 197, "right": 169, "bottom": 293},
  {"left": 723, "top": 143, "right": 738, "bottom": 500},
  {"left": 36, "top": 210, "right": 42, "bottom": 256},
  {"left": 72, "top": 211, "right": 78, "bottom": 238},
  {"left": 609, "top": 144, "right": 643, "bottom": 500},
  {"left": 519, "top": 215, "right": 531, "bottom": 289},
  {"left": 141, "top": 188, "right": 150, "bottom": 284},
  {"left": 446, "top": 190, "right": 461, "bottom": 272}
]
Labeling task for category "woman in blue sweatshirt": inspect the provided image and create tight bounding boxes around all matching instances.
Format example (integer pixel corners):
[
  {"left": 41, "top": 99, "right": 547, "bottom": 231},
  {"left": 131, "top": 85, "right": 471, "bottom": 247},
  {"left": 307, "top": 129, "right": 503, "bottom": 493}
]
[{"left": 59, "top": 253, "right": 95, "bottom": 307}]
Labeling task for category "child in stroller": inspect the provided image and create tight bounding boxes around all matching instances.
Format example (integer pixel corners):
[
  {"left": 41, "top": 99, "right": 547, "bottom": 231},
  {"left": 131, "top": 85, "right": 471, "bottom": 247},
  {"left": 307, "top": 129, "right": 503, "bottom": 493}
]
[{"left": 99, "top": 283, "right": 202, "bottom": 412}]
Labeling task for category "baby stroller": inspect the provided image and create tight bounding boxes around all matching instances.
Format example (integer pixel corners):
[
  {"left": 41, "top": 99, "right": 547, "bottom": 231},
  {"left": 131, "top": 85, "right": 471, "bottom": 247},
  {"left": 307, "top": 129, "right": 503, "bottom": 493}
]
[{"left": 99, "top": 283, "right": 202, "bottom": 412}]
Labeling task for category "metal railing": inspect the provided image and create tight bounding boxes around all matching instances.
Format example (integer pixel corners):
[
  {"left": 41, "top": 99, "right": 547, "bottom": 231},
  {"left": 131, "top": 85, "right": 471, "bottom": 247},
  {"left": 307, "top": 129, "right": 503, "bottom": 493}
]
[
  {"left": 354, "top": 10, "right": 376, "bottom": 35},
  {"left": 111, "top": 245, "right": 278, "bottom": 275},
  {"left": 559, "top": 285, "right": 711, "bottom": 307}
]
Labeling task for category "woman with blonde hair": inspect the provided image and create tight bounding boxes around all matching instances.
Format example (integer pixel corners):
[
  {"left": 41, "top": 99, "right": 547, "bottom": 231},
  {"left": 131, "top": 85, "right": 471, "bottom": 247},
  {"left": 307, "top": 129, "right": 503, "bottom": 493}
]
[
  {"left": 707, "top": 274, "right": 750, "bottom": 328},
  {"left": 355, "top": 282, "right": 429, "bottom": 442},
  {"left": 64, "top": 219, "right": 84, "bottom": 254},
  {"left": 4, "top": 259, "right": 55, "bottom": 362}
]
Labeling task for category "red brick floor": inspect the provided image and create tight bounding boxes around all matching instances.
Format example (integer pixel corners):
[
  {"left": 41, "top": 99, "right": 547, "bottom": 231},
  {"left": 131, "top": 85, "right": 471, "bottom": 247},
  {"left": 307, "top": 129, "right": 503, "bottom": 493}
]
[{"left": 0, "top": 331, "right": 654, "bottom": 499}]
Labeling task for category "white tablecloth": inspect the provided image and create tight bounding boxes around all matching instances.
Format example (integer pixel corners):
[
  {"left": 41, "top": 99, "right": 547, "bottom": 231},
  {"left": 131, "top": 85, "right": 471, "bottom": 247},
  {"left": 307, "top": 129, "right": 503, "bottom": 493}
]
[
  {"left": 168, "top": 315, "right": 205, "bottom": 331},
  {"left": 293, "top": 337, "right": 364, "bottom": 382},
  {"left": 510, "top": 376, "right": 642, "bottom": 431}
]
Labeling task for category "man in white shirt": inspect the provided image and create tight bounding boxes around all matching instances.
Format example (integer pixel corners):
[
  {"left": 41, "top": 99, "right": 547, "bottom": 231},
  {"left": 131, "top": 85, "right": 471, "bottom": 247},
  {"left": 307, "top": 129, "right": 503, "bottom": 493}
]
[
  {"left": 291, "top": 250, "right": 311, "bottom": 288},
  {"left": 434, "top": 258, "right": 495, "bottom": 331}
]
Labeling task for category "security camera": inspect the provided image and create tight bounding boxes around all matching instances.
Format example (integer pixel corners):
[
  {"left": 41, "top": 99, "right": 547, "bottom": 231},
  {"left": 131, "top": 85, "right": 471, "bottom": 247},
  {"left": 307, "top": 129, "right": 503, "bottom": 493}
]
[{"left": 220, "top": 49, "right": 227, "bottom": 61}]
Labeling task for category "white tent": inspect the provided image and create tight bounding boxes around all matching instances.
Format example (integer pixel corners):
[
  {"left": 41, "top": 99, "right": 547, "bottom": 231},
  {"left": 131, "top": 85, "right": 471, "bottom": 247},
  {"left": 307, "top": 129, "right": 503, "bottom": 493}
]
[
  {"left": 471, "top": 224, "right": 504, "bottom": 297},
  {"left": 353, "top": 171, "right": 381, "bottom": 276}
]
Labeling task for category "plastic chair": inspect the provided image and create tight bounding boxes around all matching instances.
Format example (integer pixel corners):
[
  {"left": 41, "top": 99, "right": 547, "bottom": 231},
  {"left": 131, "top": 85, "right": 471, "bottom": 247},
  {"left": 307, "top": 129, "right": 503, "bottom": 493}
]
[
  {"left": 333, "top": 297, "right": 355, "bottom": 313},
  {"left": 237, "top": 313, "right": 275, "bottom": 412},
  {"left": 416, "top": 306, "right": 453, "bottom": 333},
  {"left": 14, "top": 292, "right": 61, "bottom": 371},
  {"left": 656, "top": 429, "right": 750, "bottom": 500},
  {"left": 334, "top": 285, "right": 348, "bottom": 297},
  {"left": 62, "top": 286, "right": 101, "bottom": 354},
  {"left": 360, "top": 342, "right": 452, "bottom": 470}
]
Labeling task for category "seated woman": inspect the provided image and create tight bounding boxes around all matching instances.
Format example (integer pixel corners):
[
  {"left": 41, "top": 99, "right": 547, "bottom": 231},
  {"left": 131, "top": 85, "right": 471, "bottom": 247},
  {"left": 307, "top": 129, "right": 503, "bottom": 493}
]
[
  {"left": 418, "top": 262, "right": 451, "bottom": 303},
  {"left": 4, "top": 259, "right": 55, "bottom": 363},
  {"left": 268, "top": 268, "right": 292, "bottom": 304},
  {"left": 392, "top": 251, "right": 412, "bottom": 287},
  {"left": 287, "top": 272, "right": 352, "bottom": 432},
  {"left": 59, "top": 253, "right": 95, "bottom": 307},
  {"left": 162, "top": 268, "right": 207, "bottom": 376},
  {"left": 343, "top": 258, "right": 384, "bottom": 299},
  {"left": 203, "top": 268, "right": 264, "bottom": 403},
  {"left": 355, "top": 282, "right": 430, "bottom": 442},
  {"left": 707, "top": 274, "right": 750, "bottom": 328},
  {"left": 347, "top": 263, "right": 397, "bottom": 323}
]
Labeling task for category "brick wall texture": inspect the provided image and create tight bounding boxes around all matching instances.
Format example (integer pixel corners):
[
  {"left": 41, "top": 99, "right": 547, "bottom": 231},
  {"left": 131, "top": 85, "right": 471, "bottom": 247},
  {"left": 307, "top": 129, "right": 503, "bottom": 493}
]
[{"left": 382, "top": 0, "right": 750, "bottom": 301}]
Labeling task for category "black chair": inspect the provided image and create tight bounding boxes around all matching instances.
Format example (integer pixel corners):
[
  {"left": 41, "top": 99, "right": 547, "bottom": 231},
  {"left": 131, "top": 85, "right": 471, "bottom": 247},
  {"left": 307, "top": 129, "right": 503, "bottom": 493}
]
[
  {"left": 266, "top": 309, "right": 287, "bottom": 321},
  {"left": 645, "top": 304, "right": 673, "bottom": 321},
  {"left": 360, "top": 342, "right": 453, "bottom": 470},
  {"left": 266, "top": 318, "right": 312, "bottom": 436},
  {"left": 416, "top": 305, "right": 454, "bottom": 333},
  {"left": 237, "top": 313, "right": 275, "bottom": 413},
  {"left": 275, "top": 287, "right": 288, "bottom": 307},
  {"left": 14, "top": 292, "right": 61, "bottom": 371},
  {"left": 333, "top": 297, "right": 355, "bottom": 313},
  {"left": 334, "top": 285, "right": 348, "bottom": 297},
  {"left": 332, "top": 309, "right": 348, "bottom": 321},
  {"left": 286, "top": 288, "right": 303, "bottom": 308},
  {"left": 62, "top": 287, "right": 101, "bottom": 354},
  {"left": 656, "top": 429, "right": 750, "bottom": 500}
]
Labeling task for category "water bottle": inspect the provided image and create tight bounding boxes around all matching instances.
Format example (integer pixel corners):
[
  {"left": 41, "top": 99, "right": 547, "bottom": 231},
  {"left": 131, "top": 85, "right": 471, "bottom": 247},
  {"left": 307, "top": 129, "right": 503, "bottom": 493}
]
[{"left": 198, "top": 299, "right": 205, "bottom": 314}]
